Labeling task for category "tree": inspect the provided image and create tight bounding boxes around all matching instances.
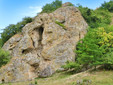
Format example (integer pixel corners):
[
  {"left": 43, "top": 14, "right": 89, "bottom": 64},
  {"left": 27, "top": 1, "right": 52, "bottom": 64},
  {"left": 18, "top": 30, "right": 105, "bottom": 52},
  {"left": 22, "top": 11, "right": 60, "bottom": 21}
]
[
  {"left": 0, "top": 39, "right": 2, "bottom": 48},
  {"left": 41, "top": 0, "right": 62, "bottom": 13},
  {"left": 0, "top": 48, "right": 11, "bottom": 67},
  {"left": 1, "top": 17, "right": 32, "bottom": 46},
  {"left": 77, "top": 5, "right": 111, "bottom": 28},
  {"left": 63, "top": 26, "right": 113, "bottom": 71},
  {"left": 1, "top": 24, "right": 16, "bottom": 45},
  {"left": 100, "top": 0, "right": 113, "bottom": 12},
  {"left": 76, "top": 28, "right": 104, "bottom": 68}
]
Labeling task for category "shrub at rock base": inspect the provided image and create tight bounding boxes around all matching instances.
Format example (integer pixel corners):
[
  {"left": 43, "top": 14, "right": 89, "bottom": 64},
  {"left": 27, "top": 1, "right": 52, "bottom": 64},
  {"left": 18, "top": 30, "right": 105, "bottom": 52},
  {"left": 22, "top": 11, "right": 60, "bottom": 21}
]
[
  {"left": 0, "top": 48, "right": 11, "bottom": 67},
  {"left": 63, "top": 25, "right": 113, "bottom": 71}
]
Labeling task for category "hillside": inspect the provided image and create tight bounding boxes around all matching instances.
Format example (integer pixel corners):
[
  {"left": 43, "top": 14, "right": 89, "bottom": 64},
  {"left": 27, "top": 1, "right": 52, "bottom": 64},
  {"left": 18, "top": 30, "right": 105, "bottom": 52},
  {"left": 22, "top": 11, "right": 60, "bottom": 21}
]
[
  {"left": 1, "top": 0, "right": 113, "bottom": 85},
  {"left": 1, "top": 70, "right": 113, "bottom": 85}
]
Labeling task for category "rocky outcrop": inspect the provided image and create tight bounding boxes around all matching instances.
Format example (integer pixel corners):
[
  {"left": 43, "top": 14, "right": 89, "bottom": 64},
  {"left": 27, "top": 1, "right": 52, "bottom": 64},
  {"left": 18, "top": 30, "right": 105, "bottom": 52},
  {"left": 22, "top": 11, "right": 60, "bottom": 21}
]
[{"left": 0, "top": 3, "right": 88, "bottom": 83}]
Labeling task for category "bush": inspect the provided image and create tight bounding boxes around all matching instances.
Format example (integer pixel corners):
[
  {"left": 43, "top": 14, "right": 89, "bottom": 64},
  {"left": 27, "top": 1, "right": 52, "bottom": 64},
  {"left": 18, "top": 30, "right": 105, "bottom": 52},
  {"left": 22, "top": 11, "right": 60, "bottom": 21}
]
[
  {"left": 100, "top": 0, "right": 113, "bottom": 12},
  {"left": 41, "top": 0, "right": 62, "bottom": 13},
  {"left": 77, "top": 26, "right": 113, "bottom": 67},
  {"left": 77, "top": 5, "right": 111, "bottom": 28},
  {"left": 76, "top": 28, "right": 105, "bottom": 68},
  {"left": 66, "top": 3, "right": 74, "bottom": 6},
  {"left": 55, "top": 21, "right": 66, "bottom": 30},
  {"left": 34, "top": 80, "right": 38, "bottom": 84},
  {"left": 63, "top": 25, "right": 113, "bottom": 71},
  {"left": 62, "top": 61, "right": 81, "bottom": 71},
  {"left": 0, "top": 48, "right": 11, "bottom": 67},
  {"left": 0, "top": 39, "right": 3, "bottom": 48}
]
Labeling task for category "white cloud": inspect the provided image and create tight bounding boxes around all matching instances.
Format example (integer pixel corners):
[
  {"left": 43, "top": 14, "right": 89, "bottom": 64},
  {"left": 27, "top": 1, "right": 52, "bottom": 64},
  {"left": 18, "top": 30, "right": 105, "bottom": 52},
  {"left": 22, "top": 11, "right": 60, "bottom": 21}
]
[{"left": 21, "top": 6, "right": 42, "bottom": 17}]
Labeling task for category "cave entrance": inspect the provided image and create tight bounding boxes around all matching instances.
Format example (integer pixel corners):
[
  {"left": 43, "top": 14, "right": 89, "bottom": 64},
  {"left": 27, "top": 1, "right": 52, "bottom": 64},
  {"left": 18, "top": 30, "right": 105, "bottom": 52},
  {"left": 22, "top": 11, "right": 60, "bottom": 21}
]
[
  {"left": 37, "top": 27, "right": 44, "bottom": 57},
  {"left": 2, "top": 79, "right": 5, "bottom": 83},
  {"left": 38, "top": 27, "right": 44, "bottom": 43}
]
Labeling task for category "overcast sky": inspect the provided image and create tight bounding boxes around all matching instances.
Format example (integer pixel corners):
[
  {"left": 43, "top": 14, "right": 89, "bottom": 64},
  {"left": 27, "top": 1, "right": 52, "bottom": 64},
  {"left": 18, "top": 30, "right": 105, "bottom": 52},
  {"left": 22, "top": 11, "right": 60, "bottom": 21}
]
[{"left": 0, "top": 0, "right": 110, "bottom": 33}]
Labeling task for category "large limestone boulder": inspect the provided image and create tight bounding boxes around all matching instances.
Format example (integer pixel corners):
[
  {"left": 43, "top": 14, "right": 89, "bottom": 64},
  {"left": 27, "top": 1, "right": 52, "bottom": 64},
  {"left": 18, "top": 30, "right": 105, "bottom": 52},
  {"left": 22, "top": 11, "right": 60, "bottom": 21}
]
[{"left": 0, "top": 3, "right": 88, "bottom": 83}]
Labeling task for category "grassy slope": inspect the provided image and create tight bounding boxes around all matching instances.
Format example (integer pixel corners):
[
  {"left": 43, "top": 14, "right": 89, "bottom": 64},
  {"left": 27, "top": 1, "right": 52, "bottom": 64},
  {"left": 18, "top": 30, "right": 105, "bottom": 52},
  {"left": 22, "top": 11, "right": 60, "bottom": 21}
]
[{"left": 2, "top": 70, "right": 113, "bottom": 85}]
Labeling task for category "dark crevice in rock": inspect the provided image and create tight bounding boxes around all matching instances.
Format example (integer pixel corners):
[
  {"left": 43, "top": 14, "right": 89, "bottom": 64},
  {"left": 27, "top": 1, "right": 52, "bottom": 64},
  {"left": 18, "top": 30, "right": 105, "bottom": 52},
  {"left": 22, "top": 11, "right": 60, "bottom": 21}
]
[
  {"left": 44, "top": 59, "right": 51, "bottom": 61},
  {"left": 2, "top": 79, "right": 5, "bottom": 83},
  {"left": 10, "top": 44, "right": 13, "bottom": 47},
  {"left": 22, "top": 48, "right": 32, "bottom": 54},
  {"left": 61, "top": 20, "right": 65, "bottom": 24},
  {"left": 31, "top": 64, "right": 39, "bottom": 69},
  {"left": 31, "top": 37, "right": 35, "bottom": 48},
  {"left": 22, "top": 50, "right": 28, "bottom": 54},
  {"left": 38, "top": 27, "right": 44, "bottom": 43},
  {"left": 38, "top": 27, "right": 44, "bottom": 49},
  {"left": 40, "top": 18, "right": 43, "bottom": 21},
  {"left": 79, "top": 32, "right": 81, "bottom": 40},
  {"left": 36, "top": 27, "right": 44, "bottom": 57},
  {"left": 37, "top": 53, "right": 40, "bottom": 57},
  {"left": 22, "top": 49, "right": 26, "bottom": 54},
  {"left": 30, "top": 64, "right": 39, "bottom": 75}
]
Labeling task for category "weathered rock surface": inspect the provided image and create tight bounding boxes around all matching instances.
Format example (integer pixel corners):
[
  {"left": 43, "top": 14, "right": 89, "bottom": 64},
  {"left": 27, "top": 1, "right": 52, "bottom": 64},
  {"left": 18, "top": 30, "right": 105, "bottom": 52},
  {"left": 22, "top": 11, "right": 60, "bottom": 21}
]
[{"left": 0, "top": 3, "right": 88, "bottom": 83}]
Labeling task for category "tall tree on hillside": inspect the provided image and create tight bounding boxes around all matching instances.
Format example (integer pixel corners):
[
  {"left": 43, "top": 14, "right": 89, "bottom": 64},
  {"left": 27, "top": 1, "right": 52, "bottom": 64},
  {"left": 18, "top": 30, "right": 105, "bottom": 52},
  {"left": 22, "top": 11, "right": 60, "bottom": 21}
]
[
  {"left": 101, "top": 0, "right": 113, "bottom": 12},
  {"left": 41, "top": 0, "right": 62, "bottom": 13}
]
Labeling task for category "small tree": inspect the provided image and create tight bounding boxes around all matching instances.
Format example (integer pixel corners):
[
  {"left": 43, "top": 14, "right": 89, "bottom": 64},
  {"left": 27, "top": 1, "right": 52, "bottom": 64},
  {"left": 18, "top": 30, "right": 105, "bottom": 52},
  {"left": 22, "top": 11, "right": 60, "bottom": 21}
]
[
  {"left": 100, "top": 0, "right": 113, "bottom": 12},
  {"left": 0, "top": 48, "right": 11, "bottom": 67},
  {"left": 77, "top": 26, "right": 113, "bottom": 68},
  {"left": 41, "top": 0, "right": 62, "bottom": 13},
  {"left": 76, "top": 28, "right": 104, "bottom": 68},
  {"left": 63, "top": 26, "right": 113, "bottom": 71},
  {"left": 0, "top": 39, "right": 3, "bottom": 48},
  {"left": 77, "top": 5, "right": 111, "bottom": 28}
]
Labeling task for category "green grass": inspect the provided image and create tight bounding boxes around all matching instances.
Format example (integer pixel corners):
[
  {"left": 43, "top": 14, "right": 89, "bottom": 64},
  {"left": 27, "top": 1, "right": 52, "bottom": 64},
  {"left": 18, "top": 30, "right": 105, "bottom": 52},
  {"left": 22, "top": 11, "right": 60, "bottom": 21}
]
[{"left": 2, "top": 70, "right": 113, "bottom": 85}]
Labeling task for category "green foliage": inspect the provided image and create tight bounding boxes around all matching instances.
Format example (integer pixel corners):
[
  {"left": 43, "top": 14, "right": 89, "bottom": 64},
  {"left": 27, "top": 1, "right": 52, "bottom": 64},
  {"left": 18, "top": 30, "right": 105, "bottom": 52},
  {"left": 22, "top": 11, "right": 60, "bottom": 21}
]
[
  {"left": 62, "top": 61, "right": 81, "bottom": 71},
  {"left": 63, "top": 25, "right": 113, "bottom": 71},
  {"left": 1, "top": 24, "right": 16, "bottom": 45},
  {"left": 0, "top": 48, "right": 11, "bottom": 67},
  {"left": 34, "top": 80, "right": 38, "bottom": 84},
  {"left": 55, "top": 21, "right": 66, "bottom": 30},
  {"left": 76, "top": 28, "right": 104, "bottom": 67},
  {"left": 77, "top": 5, "right": 111, "bottom": 28},
  {"left": 103, "top": 52, "right": 113, "bottom": 65},
  {"left": 0, "top": 39, "right": 3, "bottom": 48},
  {"left": 8, "top": 83, "right": 12, "bottom": 85},
  {"left": 100, "top": 0, "right": 113, "bottom": 12},
  {"left": 76, "top": 26, "right": 113, "bottom": 68},
  {"left": 62, "top": 1, "right": 113, "bottom": 71},
  {"left": 41, "top": 0, "right": 62, "bottom": 13},
  {"left": 67, "top": 3, "right": 74, "bottom": 6},
  {"left": 1, "top": 17, "right": 32, "bottom": 46}
]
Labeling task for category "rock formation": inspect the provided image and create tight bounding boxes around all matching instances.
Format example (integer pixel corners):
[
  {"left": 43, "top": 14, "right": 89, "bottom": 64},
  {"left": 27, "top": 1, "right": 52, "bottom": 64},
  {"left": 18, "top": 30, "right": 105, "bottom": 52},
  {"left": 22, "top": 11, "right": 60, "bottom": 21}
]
[{"left": 0, "top": 3, "right": 88, "bottom": 83}]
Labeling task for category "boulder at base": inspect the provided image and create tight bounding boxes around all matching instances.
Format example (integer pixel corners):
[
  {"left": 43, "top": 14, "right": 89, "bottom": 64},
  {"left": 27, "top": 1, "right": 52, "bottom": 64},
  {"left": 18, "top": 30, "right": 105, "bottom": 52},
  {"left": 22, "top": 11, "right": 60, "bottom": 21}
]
[{"left": 0, "top": 2, "right": 88, "bottom": 83}]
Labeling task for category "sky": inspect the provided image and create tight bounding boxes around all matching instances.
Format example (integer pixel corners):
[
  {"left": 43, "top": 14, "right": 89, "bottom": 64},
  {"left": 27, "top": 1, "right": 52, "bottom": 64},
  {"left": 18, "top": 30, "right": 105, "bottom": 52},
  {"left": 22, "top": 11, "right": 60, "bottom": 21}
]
[{"left": 0, "top": 0, "right": 110, "bottom": 34}]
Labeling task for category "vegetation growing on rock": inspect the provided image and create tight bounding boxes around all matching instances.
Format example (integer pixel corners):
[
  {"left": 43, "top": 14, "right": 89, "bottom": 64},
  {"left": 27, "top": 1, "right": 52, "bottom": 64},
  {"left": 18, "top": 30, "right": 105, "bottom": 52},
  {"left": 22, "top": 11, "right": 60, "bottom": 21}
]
[
  {"left": 55, "top": 21, "right": 66, "bottom": 30},
  {"left": 0, "top": 48, "right": 11, "bottom": 67}
]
